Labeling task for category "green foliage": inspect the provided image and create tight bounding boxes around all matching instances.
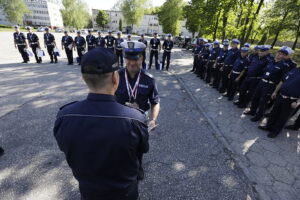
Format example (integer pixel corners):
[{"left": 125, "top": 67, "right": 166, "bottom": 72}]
[
  {"left": 0, "top": 0, "right": 30, "bottom": 25},
  {"left": 144, "top": 6, "right": 161, "bottom": 15},
  {"left": 121, "top": 0, "right": 148, "bottom": 27},
  {"left": 60, "top": 0, "right": 90, "bottom": 29},
  {"left": 119, "top": 19, "right": 123, "bottom": 31},
  {"left": 158, "top": 0, "right": 185, "bottom": 35},
  {"left": 96, "top": 10, "right": 109, "bottom": 29}
]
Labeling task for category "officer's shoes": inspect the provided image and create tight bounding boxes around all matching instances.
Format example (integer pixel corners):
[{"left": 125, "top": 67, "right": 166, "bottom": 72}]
[
  {"left": 137, "top": 169, "right": 145, "bottom": 181},
  {"left": 55, "top": 60, "right": 58, "bottom": 63},
  {"left": 243, "top": 110, "right": 255, "bottom": 116},
  {"left": 50, "top": 61, "right": 54, "bottom": 63},
  {"left": 258, "top": 125, "right": 272, "bottom": 132},
  {"left": 285, "top": 125, "right": 299, "bottom": 131},
  {"left": 228, "top": 97, "right": 234, "bottom": 101},
  {"left": 250, "top": 116, "right": 261, "bottom": 122},
  {"left": 67, "top": 63, "right": 73, "bottom": 65},
  {"left": 238, "top": 104, "right": 247, "bottom": 109},
  {"left": 267, "top": 132, "right": 278, "bottom": 138},
  {"left": 0, "top": 147, "right": 4, "bottom": 157},
  {"left": 190, "top": 69, "right": 194, "bottom": 72},
  {"left": 22, "top": 61, "right": 28, "bottom": 63},
  {"left": 233, "top": 101, "right": 241, "bottom": 105}
]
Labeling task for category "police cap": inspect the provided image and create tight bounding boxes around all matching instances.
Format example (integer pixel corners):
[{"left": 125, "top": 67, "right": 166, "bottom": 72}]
[
  {"left": 26, "top": 26, "right": 31, "bottom": 30},
  {"left": 278, "top": 46, "right": 294, "bottom": 55},
  {"left": 45, "top": 27, "right": 49, "bottom": 31},
  {"left": 232, "top": 38, "right": 240, "bottom": 44},
  {"left": 240, "top": 47, "right": 249, "bottom": 53},
  {"left": 81, "top": 48, "right": 119, "bottom": 74},
  {"left": 260, "top": 45, "right": 271, "bottom": 52},
  {"left": 121, "top": 41, "right": 146, "bottom": 60},
  {"left": 244, "top": 43, "right": 251, "bottom": 48}
]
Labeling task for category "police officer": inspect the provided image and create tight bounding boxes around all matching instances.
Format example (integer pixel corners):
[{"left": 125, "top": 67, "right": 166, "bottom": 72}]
[
  {"left": 219, "top": 39, "right": 240, "bottom": 94},
  {"left": 115, "top": 31, "right": 124, "bottom": 67},
  {"left": 206, "top": 40, "right": 221, "bottom": 83},
  {"left": 190, "top": 38, "right": 204, "bottom": 72},
  {"left": 116, "top": 41, "right": 160, "bottom": 179},
  {"left": 234, "top": 45, "right": 270, "bottom": 108},
  {"left": 86, "top": 30, "right": 96, "bottom": 51},
  {"left": 105, "top": 30, "right": 115, "bottom": 51},
  {"left": 149, "top": 32, "right": 161, "bottom": 70},
  {"left": 280, "top": 46, "right": 297, "bottom": 72},
  {"left": 226, "top": 47, "right": 250, "bottom": 101},
  {"left": 54, "top": 47, "right": 149, "bottom": 200},
  {"left": 74, "top": 31, "right": 86, "bottom": 65},
  {"left": 61, "top": 31, "right": 74, "bottom": 65},
  {"left": 196, "top": 41, "right": 210, "bottom": 79},
  {"left": 161, "top": 34, "right": 174, "bottom": 71},
  {"left": 127, "top": 34, "right": 132, "bottom": 41},
  {"left": 96, "top": 31, "right": 105, "bottom": 48},
  {"left": 44, "top": 27, "right": 57, "bottom": 63},
  {"left": 244, "top": 47, "right": 290, "bottom": 122},
  {"left": 138, "top": 34, "right": 148, "bottom": 69},
  {"left": 258, "top": 66, "right": 300, "bottom": 138},
  {"left": 212, "top": 40, "right": 229, "bottom": 89},
  {"left": 26, "top": 26, "right": 42, "bottom": 63},
  {"left": 13, "top": 25, "right": 29, "bottom": 63}
]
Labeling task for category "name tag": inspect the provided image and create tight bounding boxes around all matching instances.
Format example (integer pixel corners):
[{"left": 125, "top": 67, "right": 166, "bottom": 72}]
[{"left": 139, "top": 84, "right": 148, "bottom": 88}]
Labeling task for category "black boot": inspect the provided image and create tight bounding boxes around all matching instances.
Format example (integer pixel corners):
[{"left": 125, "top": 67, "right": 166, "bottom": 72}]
[{"left": 0, "top": 147, "right": 4, "bottom": 157}]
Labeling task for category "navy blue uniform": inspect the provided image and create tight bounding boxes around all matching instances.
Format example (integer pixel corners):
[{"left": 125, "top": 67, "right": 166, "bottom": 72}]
[
  {"left": 162, "top": 40, "right": 174, "bottom": 70},
  {"left": 219, "top": 48, "right": 240, "bottom": 93},
  {"left": 138, "top": 39, "right": 148, "bottom": 69},
  {"left": 196, "top": 47, "right": 210, "bottom": 79},
  {"left": 96, "top": 36, "right": 105, "bottom": 47},
  {"left": 264, "top": 68, "right": 300, "bottom": 137},
  {"left": 27, "top": 32, "right": 41, "bottom": 63},
  {"left": 237, "top": 54, "right": 270, "bottom": 107},
  {"left": 105, "top": 36, "right": 116, "bottom": 50},
  {"left": 285, "top": 58, "right": 297, "bottom": 72},
  {"left": 212, "top": 48, "right": 228, "bottom": 88},
  {"left": 115, "top": 38, "right": 124, "bottom": 67},
  {"left": 149, "top": 38, "right": 161, "bottom": 70},
  {"left": 227, "top": 56, "right": 250, "bottom": 99},
  {"left": 191, "top": 44, "right": 203, "bottom": 72},
  {"left": 116, "top": 69, "right": 160, "bottom": 112},
  {"left": 62, "top": 35, "right": 74, "bottom": 64},
  {"left": 248, "top": 60, "right": 289, "bottom": 120},
  {"left": 206, "top": 47, "right": 221, "bottom": 83},
  {"left": 75, "top": 36, "right": 86, "bottom": 64},
  {"left": 54, "top": 93, "right": 149, "bottom": 200},
  {"left": 86, "top": 34, "right": 96, "bottom": 51},
  {"left": 44, "top": 33, "right": 57, "bottom": 62},
  {"left": 14, "top": 32, "right": 29, "bottom": 62}
]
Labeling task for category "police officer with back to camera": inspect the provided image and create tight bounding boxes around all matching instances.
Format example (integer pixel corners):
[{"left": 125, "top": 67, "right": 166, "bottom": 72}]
[
  {"left": 115, "top": 31, "right": 124, "bottom": 67},
  {"left": 44, "top": 27, "right": 58, "bottom": 63},
  {"left": 61, "top": 31, "right": 74, "bottom": 65},
  {"left": 26, "top": 26, "right": 42, "bottom": 63},
  {"left": 234, "top": 45, "right": 270, "bottom": 108},
  {"left": 219, "top": 39, "right": 240, "bottom": 94},
  {"left": 206, "top": 40, "right": 221, "bottom": 83},
  {"left": 244, "top": 46, "right": 290, "bottom": 122},
  {"left": 116, "top": 40, "right": 160, "bottom": 180},
  {"left": 105, "top": 30, "right": 115, "bottom": 51},
  {"left": 258, "top": 65, "right": 300, "bottom": 138},
  {"left": 86, "top": 30, "right": 96, "bottom": 51},
  {"left": 96, "top": 31, "right": 105, "bottom": 48},
  {"left": 13, "top": 25, "right": 29, "bottom": 63},
  {"left": 212, "top": 40, "right": 229, "bottom": 89},
  {"left": 74, "top": 30, "right": 86, "bottom": 65},
  {"left": 161, "top": 34, "right": 174, "bottom": 71},
  {"left": 53, "top": 47, "right": 149, "bottom": 200},
  {"left": 138, "top": 34, "right": 148, "bottom": 69},
  {"left": 127, "top": 34, "right": 132, "bottom": 41},
  {"left": 148, "top": 32, "right": 161, "bottom": 70}
]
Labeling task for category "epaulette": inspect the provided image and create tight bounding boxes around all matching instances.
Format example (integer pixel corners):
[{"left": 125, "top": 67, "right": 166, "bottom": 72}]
[
  {"left": 59, "top": 101, "right": 78, "bottom": 110},
  {"left": 142, "top": 70, "right": 154, "bottom": 79}
]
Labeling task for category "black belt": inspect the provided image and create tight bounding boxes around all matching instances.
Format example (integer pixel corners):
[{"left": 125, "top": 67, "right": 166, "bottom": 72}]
[
  {"left": 248, "top": 77, "right": 261, "bottom": 79},
  {"left": 262, "top": 79, "right": 275, "bottom": 84},
  {"left": 232, "top": 71, "right": 241, "bottom": 74},
  {"left": 224, "top": 64, "right": 233, "bottom": 67},
  {"left": 209, "top": 60, "right": 216, "bottom": 62}
]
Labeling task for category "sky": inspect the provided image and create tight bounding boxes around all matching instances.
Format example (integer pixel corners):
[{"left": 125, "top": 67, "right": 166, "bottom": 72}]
[{"left": 84, "top": 0, "right": 166, "bottom": 10}]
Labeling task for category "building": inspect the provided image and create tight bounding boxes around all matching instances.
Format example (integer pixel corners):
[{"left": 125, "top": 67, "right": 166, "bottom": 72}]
[{"left": 0, "top": 0, "right": 64, "bottom": 28}]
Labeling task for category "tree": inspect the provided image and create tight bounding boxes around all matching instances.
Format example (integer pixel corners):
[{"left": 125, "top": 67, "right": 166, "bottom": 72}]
[
  {"left": 121, "top": 0, "right": 148, "bottom": 28},
  {"left": 0, "top": 0, "right": 29, "bottom": 25},
  {"left": 183, "top": 1, "right": 201, "bottom": 37},
  {"left": 96, "top": 10, "right": 109, "bottom": 29},
  {"left": 158, "top": 0, "right": 184, "bottom": 35},
  {"left": 60, "top": 0, "right": 90, "bottom": 29},
  {"left": 119, "top": 19, "right": 123, "bottom": 31}
]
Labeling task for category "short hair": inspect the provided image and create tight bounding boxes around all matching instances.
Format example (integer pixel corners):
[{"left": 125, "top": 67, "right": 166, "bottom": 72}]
[{"left": 82, "top": 68, "right": 113, "bottom": 90}]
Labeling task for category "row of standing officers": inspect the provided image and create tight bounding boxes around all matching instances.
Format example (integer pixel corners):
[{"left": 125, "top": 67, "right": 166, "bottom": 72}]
[{"left": 191, "top": 38, "right": 300, "bottom": 138}]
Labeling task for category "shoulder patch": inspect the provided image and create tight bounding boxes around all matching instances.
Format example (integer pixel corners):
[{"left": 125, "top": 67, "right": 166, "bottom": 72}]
[
  {"left": 142, "top": 70, "right": 154, "bottom": 79},
  {"left": 59, "top": 101, "right": 78, "bottom": 110}
]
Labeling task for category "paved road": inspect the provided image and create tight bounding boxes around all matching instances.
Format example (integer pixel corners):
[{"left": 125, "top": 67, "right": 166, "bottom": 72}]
[{"left": 0, "top": 32, "right": 257, "bottom": 200}]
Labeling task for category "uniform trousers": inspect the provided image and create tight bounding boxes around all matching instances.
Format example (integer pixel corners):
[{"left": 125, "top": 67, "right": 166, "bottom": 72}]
[
  {"left": 162, "top": 51, "right": 171, "bottom": 70},
  {"left": 205, "top": 61, "right": 215, "bottom": 83},
  {"left": 116, "top": 49, "right": 123, "bottom": 67},
  {"left": 227, "top": 73, "right": 240, "bottom": 99},
  {"left": 212, "top": 63, "right": 223, "bottom": 89},
  {"left": 238, "top": 77, "right": 260, "bottom": 107},
  {"left": 219, "top": 66, "right": 232, "bottom": 93},
  {"left": 18, "top": 45, "right": 29, "bottom": 62},
  {"left": 30, "top": 44, "right": 42, "bottom": 63},
  {"left": 65, "top": 47, "right": 73, "bottom": 64},
  {"left": 47, "top": 45, "right": 57, "bottom": 62},
  {"left": 149, "top": 50, "right": 159, "bottom": 70}
]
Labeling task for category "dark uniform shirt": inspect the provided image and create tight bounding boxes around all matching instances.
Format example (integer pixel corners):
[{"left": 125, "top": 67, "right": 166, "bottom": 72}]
[
  {"left": 115, "top": 38, "right": 124, "bottom": 50},
  {"left": 245, "top": 55, "right": 269, "bottom": 78},
  {"left": 194, "top": 44, "right": 203, "bottom": 55},
  {"left": 116, "top": 69, "right": 160, "bottom": 112},
  {"left": 44, "top": 33, "right": 55, "bottom": 46},
  {"left": 61, "top": 35, "right": 73, "bottom": 48},
  {"left": 138, "top": 39, "right": 148, "bottom": 47},
  {"left": 54, "top": 93, "right": 149, "bottom": 200},
  {"left": 162, "top": 40, "right": 173, "bottom": 52},
  {"left": 262, "top": 60, "right": 289, "bottom": 84},
  {"left": 208, "top": 47, "right": 221, "bottom": 61},
  {"left": 224, "top": 48, "right": 240, "bottom": 66},
  {"left": 232, "top": 56, "right": 249, "bottom": 73},
  {"left": 27, "top": 33, "right": 39, "bottom": 46},
  {"left": 74, "top": 36, "right": 86, "bottom": 47},
  {"left": 149, "top": 38, "right": 160, "bottom": 50},
  {"left": 200, "top": 48, "right": 210, "bottom": 60},
  {"left": 216, "top": 49, "right": 229, "bottom": 64},
  {"left": 249, "top": 53, "right": 259, "bottom": 63},
  {"left": 86, "top": 35, "right": 96, "bottom": 46},
  {"left": 285, "top": 58, "right": 297, "bottom": 72},
  {"left": 14, "top": 32, "right": 26, "bottom": 45},
  {"left": 105, "top": 36, "right": 115, "bottom": 48},
  {"left": 280, "top": 68, "right": 300, "bottom": 98},
  {"left": 96, "top": 36, "right": 105, "bottom": 47}
]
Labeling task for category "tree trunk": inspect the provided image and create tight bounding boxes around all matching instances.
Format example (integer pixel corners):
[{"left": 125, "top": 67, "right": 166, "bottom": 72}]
[
  {"left": 240, "top": 0, "right": 255, "bottom": 45},
  {"left": 236, "top": 8, "right": 243, "bottom": 28},
  {"left": 271, "top": 10, "right": 289, "bottom": 48},
  {"left": 292, "top": 19, "right": 300, "bottom": 50},
  {"left": 213, "top": 10, "right": 221, "bottom": 41},
  {"left": 221, "top": 12, "right": 228, "bottom": 42}
]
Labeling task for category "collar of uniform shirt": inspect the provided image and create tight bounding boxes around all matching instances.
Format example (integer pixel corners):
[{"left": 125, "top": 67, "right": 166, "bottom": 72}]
[{"left": 87, "top": 93, "right": 116, "bottom": 102}]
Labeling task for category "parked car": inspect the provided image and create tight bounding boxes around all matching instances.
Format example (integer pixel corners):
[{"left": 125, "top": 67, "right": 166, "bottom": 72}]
[
  {"left": 80, "top": 29, "right": 88, "bottom": 35},
  {"left": 37, "top": 27, "right": 45, "bottom": 32},
  {"left": 173, "top": 36, "right": 183, "bottom": 45},
  {"left": 186, "top": 38, "right": 198, "bottom": 50},
  {"left": 55, "top": 28, "right": 63, "bottom": 33}
]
